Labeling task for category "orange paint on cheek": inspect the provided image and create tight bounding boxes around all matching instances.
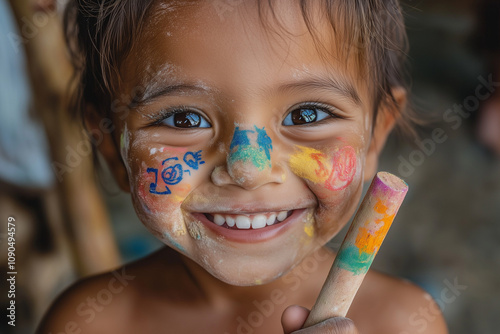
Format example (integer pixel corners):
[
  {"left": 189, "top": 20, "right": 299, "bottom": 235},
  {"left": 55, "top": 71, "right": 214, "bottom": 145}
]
[
  {"left": 137, "top": 169, "right": 162, "bottom": 213},
  {"left": 171, "top": 184, "right": 192, "bottom": 203}
]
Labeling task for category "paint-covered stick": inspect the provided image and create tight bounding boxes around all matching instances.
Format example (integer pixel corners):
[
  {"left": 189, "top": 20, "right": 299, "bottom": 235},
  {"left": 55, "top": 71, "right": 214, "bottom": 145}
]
[{"left": 304, "top": 172, "right": 408, "bottom": 327}]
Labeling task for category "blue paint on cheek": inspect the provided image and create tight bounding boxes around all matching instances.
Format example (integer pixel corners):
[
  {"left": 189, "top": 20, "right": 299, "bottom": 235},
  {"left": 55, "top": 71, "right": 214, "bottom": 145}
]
[
  {"left": 147, "top": 151, "right": 205, "bottom": 195},
  {"left": 183, "top": 150, "right": 205, "bottom": 170},
  {"left": 161, "top": 157, "right": 183, "bottom": 185},
  {"left": 163, "top": 232, "right": 186, "bottom": 253}
]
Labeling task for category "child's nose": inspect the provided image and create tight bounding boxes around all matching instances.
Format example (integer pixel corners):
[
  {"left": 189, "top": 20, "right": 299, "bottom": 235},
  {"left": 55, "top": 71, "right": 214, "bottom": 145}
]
[{"left": 211, "top": 126, "right": 285, "bottom": 190}]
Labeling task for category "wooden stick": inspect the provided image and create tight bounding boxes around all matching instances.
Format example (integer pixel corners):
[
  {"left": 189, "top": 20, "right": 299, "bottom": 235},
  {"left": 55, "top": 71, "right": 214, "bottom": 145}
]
[{"left": 304, "top": 172, "right": 408, "bottom": 327}]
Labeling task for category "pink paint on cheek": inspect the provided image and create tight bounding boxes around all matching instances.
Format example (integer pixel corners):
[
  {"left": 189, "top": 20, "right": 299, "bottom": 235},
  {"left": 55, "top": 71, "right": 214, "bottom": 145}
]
[{"left": 325, "top": 146, "right": 357, "bottom": 191}]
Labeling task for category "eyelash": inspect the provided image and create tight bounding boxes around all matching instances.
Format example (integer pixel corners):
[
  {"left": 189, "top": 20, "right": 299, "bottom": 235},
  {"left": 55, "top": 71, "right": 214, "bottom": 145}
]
[
  {"left": 282, "top": 102, "right": 343, "bottom": 127},
  {"left": 149, "top": 106, "right": 211, "bottom": 128},
  {"left": 147, "top": 102, "right": 342, "bottom": 128}
]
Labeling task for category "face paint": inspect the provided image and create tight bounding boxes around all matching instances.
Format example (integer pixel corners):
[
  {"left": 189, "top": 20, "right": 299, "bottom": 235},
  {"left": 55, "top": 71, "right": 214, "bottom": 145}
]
[
  {"left": 120, "top": 124, "right": 129, "bottom": 160},
  {"left": 145, "top": 150, "right": 205, "bottom": 195},
  {"left": 187, "top": 219, "right": 204, "bottom": 240},
  {"left": 163, "top": 231, "right": 187, "bottom": 253},
  {"left": 289, "top": 146, "right": 330, "bottom": 184},
  {"left": 289, "top": 145, "right": 357, "bottom": 191},
  {"left": 116, "top": 0, "right": 380, "bottom": 287},
  {"left": 228, "top": 126, "right": 273, "bottom": 171},
  {"left": 150, "top": 146, "right": 188, "bottom": 156},
  {"left": 325, "top": 146, "right": 357, "bottom": 191},
  {"left": 120, "top": 124, "right": 132, "bottom": 178}
]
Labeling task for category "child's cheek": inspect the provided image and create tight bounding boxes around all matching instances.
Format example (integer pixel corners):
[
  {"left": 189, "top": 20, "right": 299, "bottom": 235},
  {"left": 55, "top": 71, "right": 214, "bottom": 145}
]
[
  {"left": 289, "top": 145, "right": 362, "bottom": 239},
  {"left": 135, "top": 148, "right": 204, "bottom": 208},
  {"left": 129, "top": 145, "right": 206, "bottom": 244},
  {"left": 289, "top": 145, "right": 358, "bottom": 195}
]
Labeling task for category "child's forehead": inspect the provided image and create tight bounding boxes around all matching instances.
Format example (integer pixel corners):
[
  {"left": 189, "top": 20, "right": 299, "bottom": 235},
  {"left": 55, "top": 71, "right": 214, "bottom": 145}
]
[{"left": 122, "top": 0, "right": 370, "bottom": 107}]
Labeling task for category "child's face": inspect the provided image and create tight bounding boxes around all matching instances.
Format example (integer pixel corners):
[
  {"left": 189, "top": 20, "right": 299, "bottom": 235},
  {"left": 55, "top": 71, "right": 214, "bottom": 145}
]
[{"left": 102, "top": 1, "right": 394, "bottom": 285}]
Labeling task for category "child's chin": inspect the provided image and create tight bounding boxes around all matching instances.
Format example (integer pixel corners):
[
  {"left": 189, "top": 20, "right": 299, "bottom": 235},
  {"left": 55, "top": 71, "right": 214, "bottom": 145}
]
[
  {"left": 211, "top": 271, "right": 284, "bottom": 287},
  {"left": 201, "top": 260, "right": 290, "bottom": 287}
]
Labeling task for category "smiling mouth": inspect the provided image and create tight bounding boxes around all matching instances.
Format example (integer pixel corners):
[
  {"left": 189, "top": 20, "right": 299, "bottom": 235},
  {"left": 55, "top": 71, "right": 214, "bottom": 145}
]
[{"left": 204, "top": 210, "right": 294, "bottom": 230}]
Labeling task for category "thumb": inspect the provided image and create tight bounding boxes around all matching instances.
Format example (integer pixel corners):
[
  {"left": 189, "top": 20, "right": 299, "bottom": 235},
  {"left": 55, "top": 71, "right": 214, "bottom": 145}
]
[{"left": 281, "top": 305, "right": 310, "bottom": 334}]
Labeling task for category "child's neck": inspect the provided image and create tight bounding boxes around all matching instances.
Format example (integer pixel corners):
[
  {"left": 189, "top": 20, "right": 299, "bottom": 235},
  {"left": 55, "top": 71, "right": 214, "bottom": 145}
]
[{"left": 176, "top": 246, "right": 336, "bottom": 310}]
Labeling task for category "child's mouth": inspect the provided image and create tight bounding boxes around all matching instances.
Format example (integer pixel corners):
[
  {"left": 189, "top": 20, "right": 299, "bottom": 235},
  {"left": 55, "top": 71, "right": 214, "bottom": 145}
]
[{"left": 203, "top": 210, "right": 293, "bottom": 230}]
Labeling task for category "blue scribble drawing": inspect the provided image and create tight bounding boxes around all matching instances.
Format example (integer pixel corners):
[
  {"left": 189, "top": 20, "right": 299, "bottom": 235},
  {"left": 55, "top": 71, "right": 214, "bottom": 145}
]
[
  {"left": 147, "top": 167, "right": 171, "bottom": 195},
  {"left": 183, "top": 150, "right": 205, "bottom": 170},
  {"left": 161, "top": 157, "right": 183, "bottom": 185},
  {"left": 147, "top": 151, "right": 205, "bottom": 195}
]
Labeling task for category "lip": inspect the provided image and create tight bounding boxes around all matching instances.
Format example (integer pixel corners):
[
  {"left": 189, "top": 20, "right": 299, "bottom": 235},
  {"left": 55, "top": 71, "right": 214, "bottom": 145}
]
[{"left": 192, "top": 208, "right": 309, "bottom": 243}]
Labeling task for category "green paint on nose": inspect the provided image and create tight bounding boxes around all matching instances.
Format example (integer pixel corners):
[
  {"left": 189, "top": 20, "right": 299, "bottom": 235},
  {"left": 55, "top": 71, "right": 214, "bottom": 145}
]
[{"left": 228, "top": 126, "right": 273, "bottom": 170}]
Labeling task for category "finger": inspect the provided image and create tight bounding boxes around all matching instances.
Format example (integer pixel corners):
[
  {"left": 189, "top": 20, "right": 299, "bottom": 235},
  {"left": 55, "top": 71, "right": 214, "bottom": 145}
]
[
  {"left": 295, "top": 317, "right": 359, "bottom": 334},
  {"left": 281, "top": 305, "right": 310, "bottom": 334}
]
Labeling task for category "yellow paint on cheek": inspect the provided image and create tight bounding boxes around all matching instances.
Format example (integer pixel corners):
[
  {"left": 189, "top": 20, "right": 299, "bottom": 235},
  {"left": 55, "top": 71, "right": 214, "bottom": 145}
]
[
  {"left": 304, "top": 224, "right": 315, "bottom": 238},
  {"left": 171, "top": 184, "right": 192, "bottom": 203},
  {"left": 289, "top": 146, "right": 331, "bottom": 184},
  {"left": 301, "top": 211, "right": 315, "bottom": 244},
  {"left": 174, "top": 226, "right": 187, "bottom": 237}
]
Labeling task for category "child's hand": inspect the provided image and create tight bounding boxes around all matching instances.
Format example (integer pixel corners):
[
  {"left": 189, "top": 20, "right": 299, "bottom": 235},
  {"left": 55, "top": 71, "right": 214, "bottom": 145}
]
[{"left": 281, "top": 305, "right": 359, "bottom": 334}]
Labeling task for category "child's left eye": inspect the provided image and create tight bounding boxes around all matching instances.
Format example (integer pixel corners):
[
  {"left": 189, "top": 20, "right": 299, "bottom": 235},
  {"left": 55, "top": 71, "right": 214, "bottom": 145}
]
[
  {"left": 282, "top": 104, "right": 336, "bottom": 126},
  {"left": 160, "top": 110, "right": 211, "bottom": 128}
]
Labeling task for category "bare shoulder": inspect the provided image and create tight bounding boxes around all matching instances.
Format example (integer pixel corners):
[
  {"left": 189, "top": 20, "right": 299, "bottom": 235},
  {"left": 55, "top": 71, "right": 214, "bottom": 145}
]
[
  {"left": 351, "top": 270, "right": 449, "bottom": 334},
  {"left": 36, "top": 247, "right": 183, "bottom": 334},
  {"left": 36, "top": 267, "right": 136, "bottom": 334}
]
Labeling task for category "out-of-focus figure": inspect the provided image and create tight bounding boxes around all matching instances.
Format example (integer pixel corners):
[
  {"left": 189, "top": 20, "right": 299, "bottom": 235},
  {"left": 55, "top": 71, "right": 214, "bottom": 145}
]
[
  {"left": 475, "top": 0, "right": 500, "bottom": 155},
  {"left": 0, "top": 1, "right": 120, "bottom": 333}
]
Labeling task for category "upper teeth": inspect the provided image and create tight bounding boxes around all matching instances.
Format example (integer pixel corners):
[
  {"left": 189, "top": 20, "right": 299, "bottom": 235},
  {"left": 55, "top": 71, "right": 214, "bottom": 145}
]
[{"left": 212, "top": 211, "right": 290, "bottom": 229}]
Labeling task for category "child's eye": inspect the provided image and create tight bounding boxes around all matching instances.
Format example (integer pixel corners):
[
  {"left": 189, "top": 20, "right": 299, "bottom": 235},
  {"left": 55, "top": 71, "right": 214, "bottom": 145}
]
[
  {"left": 160, "top": 110, "right": 211, "bottom": 128},
  {"left": 282, "top": 104, "right": 337, "bottom": 126}
]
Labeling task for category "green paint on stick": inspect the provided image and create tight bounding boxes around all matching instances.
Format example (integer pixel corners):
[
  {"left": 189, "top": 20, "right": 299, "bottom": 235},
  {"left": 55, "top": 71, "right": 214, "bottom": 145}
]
[{"left": 336, "top": 244, "right": 375, "bottom": 275}]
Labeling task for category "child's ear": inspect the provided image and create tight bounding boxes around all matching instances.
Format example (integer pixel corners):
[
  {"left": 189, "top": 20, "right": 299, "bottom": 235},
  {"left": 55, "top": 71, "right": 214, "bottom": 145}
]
[
  {"left": 364, "top": 87, "right": 407, "bottom": 182},
  {"left": 85, "top": 107, "right": 131, "bottom": 192}
]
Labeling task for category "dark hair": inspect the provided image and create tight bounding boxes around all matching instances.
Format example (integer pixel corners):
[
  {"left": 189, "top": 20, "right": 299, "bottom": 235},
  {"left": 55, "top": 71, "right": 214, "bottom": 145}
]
[{"left": 64, "top": 0, "right": 415, "bottom": 136}]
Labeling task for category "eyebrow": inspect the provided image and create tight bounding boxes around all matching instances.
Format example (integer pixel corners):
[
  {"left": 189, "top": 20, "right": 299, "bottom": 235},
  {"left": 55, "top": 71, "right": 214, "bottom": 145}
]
[
  {"left": 130, "top": 84, "right": 210, "bottom": 108},
  {"left": 131, "top": 76, "right": 361, "bottom": 108},
  {"left": 276, "top": 76, "right": 362, "bottom": 106}
]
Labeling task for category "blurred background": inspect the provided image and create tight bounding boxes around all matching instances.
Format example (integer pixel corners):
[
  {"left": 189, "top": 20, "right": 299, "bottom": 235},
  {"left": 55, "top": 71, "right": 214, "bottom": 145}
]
[{"left": 0, "top": 0, "right": 498, "bottom": 333}]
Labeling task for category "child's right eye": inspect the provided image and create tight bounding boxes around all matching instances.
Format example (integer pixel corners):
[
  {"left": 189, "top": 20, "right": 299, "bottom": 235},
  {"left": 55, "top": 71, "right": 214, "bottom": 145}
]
[
  {"left": 159, "top": 109, "right": 211, "bottom": 129},
  {"left": 282, "top": 103, "right": 340, "bottom": 126}
]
